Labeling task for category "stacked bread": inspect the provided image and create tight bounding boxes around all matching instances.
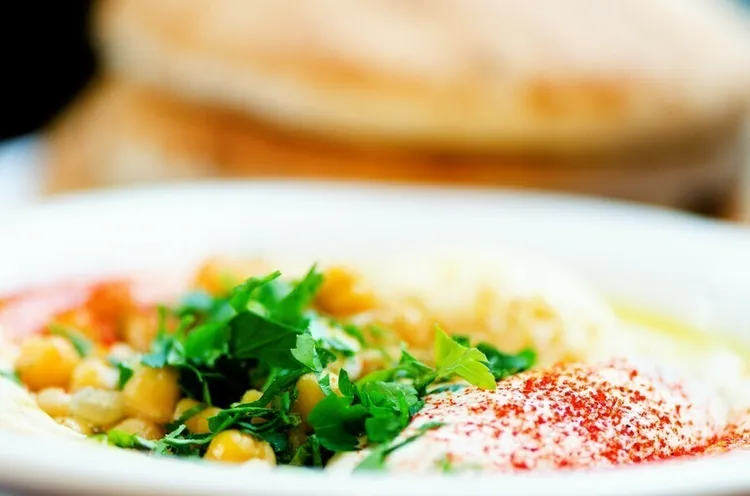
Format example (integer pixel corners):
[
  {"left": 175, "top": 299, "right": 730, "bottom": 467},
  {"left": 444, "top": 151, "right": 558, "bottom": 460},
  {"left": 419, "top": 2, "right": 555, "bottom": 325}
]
[{"left": 46, "top": 0, "right": 750, "bottom": 215}]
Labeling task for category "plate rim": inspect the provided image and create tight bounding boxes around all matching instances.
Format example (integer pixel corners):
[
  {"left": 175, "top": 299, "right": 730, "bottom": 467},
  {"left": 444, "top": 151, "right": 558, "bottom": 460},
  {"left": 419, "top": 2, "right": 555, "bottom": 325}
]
[{"left": 1, "top": 180, "right": 750, "bottom": 496}]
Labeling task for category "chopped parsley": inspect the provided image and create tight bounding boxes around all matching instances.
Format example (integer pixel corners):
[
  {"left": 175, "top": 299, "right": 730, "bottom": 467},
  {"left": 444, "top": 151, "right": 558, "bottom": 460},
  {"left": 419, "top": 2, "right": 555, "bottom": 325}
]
[
  {"left": 478, "top": 344, "right": 536, "bottom": 380},
  {"left": 114, "top": 361, "right": 135, "bottom": 390},
  {"left": 106, "top": 429, "right": 157, "bottom": 451},
  {"left": 0, "top": 369, "right": 20, "bottom": 385},
  {"left": 48, "top": 264, "right": 534, "bottom": 470},
  {"left": 355, "top": 422, "right": 445, "bottom": 471},
  {"left": 453, "top": 334, "right": 536, "bottom": 379},
  {"left": 48, "top": 323, "right": 94, "bottom": 357}
]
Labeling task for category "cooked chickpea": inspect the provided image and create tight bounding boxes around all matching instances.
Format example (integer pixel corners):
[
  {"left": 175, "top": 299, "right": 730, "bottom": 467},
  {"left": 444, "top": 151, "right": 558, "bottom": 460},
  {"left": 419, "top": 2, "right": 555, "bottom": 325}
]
[
  {"left": 193, "top": 258, "right": 267, "bottom": 296},
  {"left": 15, "top": 336, "right": 81, "bottom": 391},
  {"left": 185, "top": 407, "right": 222, "bottom": 434},
  {"left": 204, "top": 430, "right": 276, "bottom": 464},
  {"left": 113, "top": 418, "right": 164, "bottom": 440},
  {"left": 85, "top": 282, "right": 134, "bottom": 322},
  {"left": 106, "top": 343, "right": 136, "bottom": 362},
  {"left": 55, "top": 417, "right": 93, "bottom": 436},
  {"left": 53, "top": 308, "right": 103, "bottom": 342},
  {"left": 36, "top": 387, "right": 71, "bottom": 417},
  {"left": 172, "top": 398, "right": 220, "bottom": 433},
  {"left": 122, "top": 311, "right": 160, "bottom": 353},
  {"left": 173, "top": 398, "right": 201, "bottom": 421},
  {"left": 292, "top": 373, "right": 325, "bottom": 424},
  {"left": 358, "top": 349, "right": 390, "bottom": 377},
  {"left": 70, "top": 357, "right": 118, "bottom": 391},
  {"left": 123, "top": 366, "right": 180, "bottom": 423},
  {"left": 315, "top": 267, "right": 377, "bottom": 317},
  {"left": 69, "top": 387, "right": 126, "bottom": 427},
  {"left": 239, "top": 389, "right": 269, "bottom": 425},
  {"left": 240, "top": 389, "right": 263, "bottom": 404}
]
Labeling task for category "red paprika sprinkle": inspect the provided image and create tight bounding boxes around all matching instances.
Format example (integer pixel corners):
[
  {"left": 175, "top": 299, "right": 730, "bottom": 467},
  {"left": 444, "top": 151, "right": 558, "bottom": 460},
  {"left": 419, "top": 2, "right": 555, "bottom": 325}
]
[{"left": 385, "top": 359, "right": 723, "bottom": 473}]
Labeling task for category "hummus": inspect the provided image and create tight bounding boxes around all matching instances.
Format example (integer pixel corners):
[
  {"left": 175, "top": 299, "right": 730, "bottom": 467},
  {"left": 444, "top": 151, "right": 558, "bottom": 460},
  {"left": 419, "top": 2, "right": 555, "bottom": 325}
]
[{"left": 0, "top": 254, "right": 749, "bottom": 472}]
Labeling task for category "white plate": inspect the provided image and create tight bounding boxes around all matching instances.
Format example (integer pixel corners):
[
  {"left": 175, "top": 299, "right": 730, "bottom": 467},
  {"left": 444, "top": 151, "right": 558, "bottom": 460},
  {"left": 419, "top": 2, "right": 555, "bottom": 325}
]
[
  {"left": 1, "top": 181, "right": 750, "bottom": 496},
  {"left": 0, "top": 135, "right": 43, "bottom": 213}
]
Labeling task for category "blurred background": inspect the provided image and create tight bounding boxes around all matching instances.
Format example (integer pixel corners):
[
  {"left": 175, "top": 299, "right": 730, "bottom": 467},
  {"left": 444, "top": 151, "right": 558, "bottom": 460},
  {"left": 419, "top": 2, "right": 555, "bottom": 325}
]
[{"left": 2, "top": 0, "right": 750, "bottom": 219}]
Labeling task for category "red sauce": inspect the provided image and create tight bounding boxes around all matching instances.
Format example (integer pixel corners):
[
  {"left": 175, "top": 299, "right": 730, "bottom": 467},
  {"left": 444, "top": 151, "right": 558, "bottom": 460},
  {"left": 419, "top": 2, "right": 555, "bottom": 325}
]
[{"left": 0, "top": 274, "right": 185, "bottom": 344}]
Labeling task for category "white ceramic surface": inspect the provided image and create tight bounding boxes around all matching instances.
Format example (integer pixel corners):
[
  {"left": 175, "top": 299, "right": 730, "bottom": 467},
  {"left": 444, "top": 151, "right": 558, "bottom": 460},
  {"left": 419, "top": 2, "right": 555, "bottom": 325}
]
[
  {"left": 0, "top": 136, "right": 43, "bottom": 212},
  {"left": 1, "top": 181, "right": 750, "bottom": 496}
]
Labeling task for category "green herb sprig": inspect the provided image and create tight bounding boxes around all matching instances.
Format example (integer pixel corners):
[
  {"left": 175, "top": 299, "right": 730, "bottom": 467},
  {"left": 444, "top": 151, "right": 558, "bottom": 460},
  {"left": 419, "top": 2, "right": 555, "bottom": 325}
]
[{"left": 98, "top": 265, "right": 534, "bottom": 469}]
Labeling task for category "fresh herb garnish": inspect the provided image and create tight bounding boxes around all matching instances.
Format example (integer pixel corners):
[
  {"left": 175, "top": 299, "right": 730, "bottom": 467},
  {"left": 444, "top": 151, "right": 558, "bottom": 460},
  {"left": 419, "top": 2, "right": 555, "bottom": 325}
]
[
  {"left": 106, "top": 429, "right": 157, "bottom": 451},
  {"left": 48, "top": 323, "right": 94, "bottom": 357},
  {"left": 307, "top": 327, "right": 497, "bottom": 452},
  {"left": 477, "top": 344, "right": 536, "bottom": 380},
  {"left": 0, "top": 369, "right": 20, "bottom": 385},
  {"left": 115, "top": 362, "right": 135, "bottom": 390},
  {"left": 355, "top": 421, "right": 445, "bottom": 471},
  {"left": 79, "top": 265, "right": 532, "bottom": 469},
  {"left": 289, "top": 434, "right": 325, "bottom": 467}
]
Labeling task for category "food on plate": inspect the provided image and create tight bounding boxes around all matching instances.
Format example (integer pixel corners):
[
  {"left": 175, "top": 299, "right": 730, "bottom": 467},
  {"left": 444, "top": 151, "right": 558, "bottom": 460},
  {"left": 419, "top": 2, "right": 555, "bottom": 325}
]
[
  {"left": 44, "top": 0, "right": 750, "bottom": 216},
  {"left": 0, "top": 255, "right": 749, "bottom": 473}
]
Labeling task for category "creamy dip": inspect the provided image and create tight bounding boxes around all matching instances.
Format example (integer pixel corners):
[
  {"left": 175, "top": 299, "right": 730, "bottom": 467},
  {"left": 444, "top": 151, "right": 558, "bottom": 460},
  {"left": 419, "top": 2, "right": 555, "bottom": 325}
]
[{"left": 0, "top": 254, "right": 748, "bottom": 473}]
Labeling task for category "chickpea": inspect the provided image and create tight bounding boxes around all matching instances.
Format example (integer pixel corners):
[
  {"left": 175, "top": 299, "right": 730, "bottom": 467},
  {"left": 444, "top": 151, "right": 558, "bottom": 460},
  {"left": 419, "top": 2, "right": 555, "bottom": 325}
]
[
  {"left": 185, "top": 407, "right": 222, "bottom": 434},
  {"left": 122, "top": 310, "right": 160, "bottom": 353},
  {"left": 292, "top": 373, "right": 325, "bottom": 424},
  {"left": 69, "top": 387, "right": 125, "bottom": 427},
  {"left": 172, "top": 398, "right": 220, "bottom": 433},
  {"left": 106, "top": 343, "right": 136, "bottom": 362},
  {"left": 238, "top": 389, "right": 269, "bottom": 425},
  {"left": 55, "top": 417, "right": 93, "bottom": 436},
  {"left": 173, "top": 398, "right": 201, "bottom": 421},
  {"left": 193, "top": 258, "right": 268, "bottom": 296},
  {"left": 240, "top": 389, "right": 263, "bottom": 404},
  {"left": 123, "top": 366, "right": 180, "bottom": 424},
  {"left": 15, "top": 336, "right": 81, "bottom": 391},
  {"left": 85, "top": 282, "right": 134, "bottom": 322},
  {"left": 315, "top": 267, "right": 377, "bottom": 317},
  {"left": 36, "top": 387, "right": 71, "bottom": 417},
  {"left": 113, "top": 418, "right": 164, "bottom": 440},
  {"left": 358, "top": 349, "right": 390, "bottom": 377},
  {"left": 70, "top": 357, "right": 118, "bottom": 392},
  {"left": 204, "top": 430, "right": 276, "bottom": 464},
  {"left": 53, "top": 308, "right": 103, "bottom": 343}
]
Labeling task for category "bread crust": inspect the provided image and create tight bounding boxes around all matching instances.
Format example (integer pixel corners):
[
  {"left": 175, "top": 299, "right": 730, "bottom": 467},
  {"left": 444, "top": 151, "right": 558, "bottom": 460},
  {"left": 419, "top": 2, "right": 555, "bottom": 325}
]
[
  {"left": 93, "top": 0, "right": 750, "bottom": 153},
  {"left": 45, "top": 80, "right": 745, "bottom": 215}
]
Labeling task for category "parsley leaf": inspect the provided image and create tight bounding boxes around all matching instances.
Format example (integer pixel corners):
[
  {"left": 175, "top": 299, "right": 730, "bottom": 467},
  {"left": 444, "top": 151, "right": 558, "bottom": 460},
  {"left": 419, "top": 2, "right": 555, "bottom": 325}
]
[
  {"left": 337, "top": 369, "right": 355, "bottom": 398},
  {"left": 290, "top": 334, "right": 322, "bottom": 372},
  {"left": 141, "top": 324, "right": 178, "bottom": 368},
  {"left": 229, "top": 312, "right": 304, "bottom": 368},
  {"left": 175, "top": 291, "right": 217, "bottom": 317},
  {"left": 88, "top": 263, "right": 534, "bottom": 470},
  {"left": 228, "top": 271, "right": 282, "bottom": 313},
  {"left": 48, "top": 323, "right": 93, "bottom": 357},
  {"left": 339, "top": 324, "right": 366, "bottom": 347},
  {"left": 433, "top": 325, "right": 496, "bottom": 390},
  {"left": 355, "top": 421, "right": 444, "bottom": 471},
  {"left": 270, "top": 265, "right": 323, "bottom": 328},
  {"left": 307, "top": 394, "right": 368, "bottom": 451},
  {"left": 115, "top": 362, "right": 135, "bottom": 390},
  {"left": 107, "top": 429, "right": 157, "bottom": 451},
  {"left": 0, "top": 369, "right": 20, "bottom": 385},
  {"left": 359, "top": 381, "right": 421, "bottom": 443},
  {"left": 289, "top": 434, "right": 324, "bottom": 467},
  {"left": 477, "top": 344, "right": 536, "bottom": 380},
  {"left": 183, "top": 321, "right": 230, "bottom": 367}
]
